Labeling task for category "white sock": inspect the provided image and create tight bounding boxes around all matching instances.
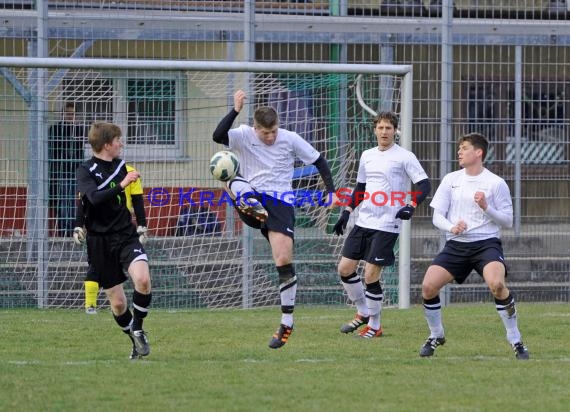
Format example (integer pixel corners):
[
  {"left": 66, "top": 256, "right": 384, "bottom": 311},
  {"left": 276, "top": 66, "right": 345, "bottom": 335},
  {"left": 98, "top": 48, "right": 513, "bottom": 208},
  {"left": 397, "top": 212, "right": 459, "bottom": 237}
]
[
  {"left": 366, "top": 300, "right": 382, "bottom": 330},
  {"left": 340, "top": 273, "right": 369, "bottom": 317},
  {"left": 363, "top": 281, "right": 384, "bottom": 330},
  {"left": 424, "top": 297, "right": 445, "bottom": 338},
  {"left": 365, "top": 289, "right": 383, "bottom": 330},
  {"left": 227, "top": 178, "right": 255, "bottom": 203},
  {"left": 280, "top": 276, "right": 297, "bottom": 328},
  {"left": 281, "top": 313, "right": 294, "bottom": 328},
  {"left": 495, "top": 295, "right": 522, "bottom": 344}
]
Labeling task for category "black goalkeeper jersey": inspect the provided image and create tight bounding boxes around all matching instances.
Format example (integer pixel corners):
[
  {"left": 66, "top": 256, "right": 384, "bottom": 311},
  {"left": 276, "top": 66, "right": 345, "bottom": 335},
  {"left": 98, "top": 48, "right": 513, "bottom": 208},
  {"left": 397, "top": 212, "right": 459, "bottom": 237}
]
[{"left": 76, "top": 156, "right": 133, "bottom": 235}]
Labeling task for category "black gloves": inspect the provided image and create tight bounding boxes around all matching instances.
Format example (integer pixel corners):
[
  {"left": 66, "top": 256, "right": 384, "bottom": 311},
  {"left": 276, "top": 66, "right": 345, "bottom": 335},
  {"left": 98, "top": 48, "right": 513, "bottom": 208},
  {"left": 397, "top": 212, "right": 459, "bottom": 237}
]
[
  {"left": 333, "top": 210, "right": 351, "bottom": 236},
  {"left": 395, "top": 204, "right": 415, "bottom": 220}
]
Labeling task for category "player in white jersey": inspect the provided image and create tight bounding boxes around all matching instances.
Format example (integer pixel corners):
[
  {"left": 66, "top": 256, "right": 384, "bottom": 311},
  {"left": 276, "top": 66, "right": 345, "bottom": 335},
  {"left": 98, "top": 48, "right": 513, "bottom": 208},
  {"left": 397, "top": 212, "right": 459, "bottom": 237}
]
[
  {"left": 419, "top": 132, "right": 529, "bottom": 360},
  {"left": 332, "top": 111, "right": 431, "bottom": 338},
  {"left": 213, "top": 89, "right": 338, "bottom": 349}
]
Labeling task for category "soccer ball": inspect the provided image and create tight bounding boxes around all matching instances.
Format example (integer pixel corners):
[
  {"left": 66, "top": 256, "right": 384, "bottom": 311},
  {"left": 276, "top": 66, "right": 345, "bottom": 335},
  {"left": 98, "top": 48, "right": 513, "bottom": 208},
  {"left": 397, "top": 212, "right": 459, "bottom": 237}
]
[{"left": 209, "top": 150, "right": 239, "bottom": 181}]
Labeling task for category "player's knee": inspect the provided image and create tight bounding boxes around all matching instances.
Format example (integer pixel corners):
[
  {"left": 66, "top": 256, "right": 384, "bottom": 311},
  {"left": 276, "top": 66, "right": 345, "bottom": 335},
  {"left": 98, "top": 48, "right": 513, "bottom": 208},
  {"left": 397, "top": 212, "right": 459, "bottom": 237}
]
[
  {"left": 338, "top": 270, "right": 352, "bottom": 279},
  {"left": 337, "top": 260, "right": 356, "bottom": 277},
  {"left": 129, "top": 262, "right": 151, "bottom": 292},
  {"left": 363, "top": 271, "right": 380, "bottom": 285},
  {"left": 422, "top": 265, "right": 451, "bottom": 298},
  {"left": 272, "top": 249, "right": 292, "bottom": 267},
  {"left": 134, "top": 276, "right": 151, "bottom": 294},
  {"left": 421, "top": 281, "right": 439, "bottom": 299},
  {"left": 110, "top": 296, "right": 127, "bottom": 315},
  {"left": 488, "top": 280, "right": 506, "bottom": 298}
]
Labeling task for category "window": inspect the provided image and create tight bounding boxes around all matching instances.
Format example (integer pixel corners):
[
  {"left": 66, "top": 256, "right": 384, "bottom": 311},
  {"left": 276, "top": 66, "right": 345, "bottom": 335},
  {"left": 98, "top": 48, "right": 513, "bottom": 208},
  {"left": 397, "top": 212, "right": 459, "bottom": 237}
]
[
  {"left": 515, "top": 82, "right": 566, "bottom": 141},
  {"left": 463, "top": 79, "right": 568, "bottom": 165},
  {"left": 62, "top": 71, "right": 184, "bottom": 160},
  {"left": 126, "top": 78, "right": 176, "bottom": 146}
]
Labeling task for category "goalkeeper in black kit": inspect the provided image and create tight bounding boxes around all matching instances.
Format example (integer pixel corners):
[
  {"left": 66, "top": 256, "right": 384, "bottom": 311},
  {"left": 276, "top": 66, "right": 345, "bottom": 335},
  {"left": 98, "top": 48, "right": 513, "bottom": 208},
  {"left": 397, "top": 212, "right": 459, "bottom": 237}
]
[
  {"left": 74, "top": 163, "right": 148, "bottom": 315},
  {"left": 76, "top": 121, "right": 152, "bottom": 360}
]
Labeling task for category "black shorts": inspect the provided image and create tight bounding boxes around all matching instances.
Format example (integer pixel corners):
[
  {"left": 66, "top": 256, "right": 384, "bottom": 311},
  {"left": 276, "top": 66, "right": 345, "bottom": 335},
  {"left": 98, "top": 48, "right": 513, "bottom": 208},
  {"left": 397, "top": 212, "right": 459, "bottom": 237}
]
[
  {"left": 86, "top": 225, "right": 148, "bottom": 289},
  {"left": 236, "top": 194, "right": 295, "bottom": 240},
  {"left": 341, "top": 225, "right": 399, "bottom": 266},
  {"left": 432, "top": 237, "right": 507, "bottom": 284}
]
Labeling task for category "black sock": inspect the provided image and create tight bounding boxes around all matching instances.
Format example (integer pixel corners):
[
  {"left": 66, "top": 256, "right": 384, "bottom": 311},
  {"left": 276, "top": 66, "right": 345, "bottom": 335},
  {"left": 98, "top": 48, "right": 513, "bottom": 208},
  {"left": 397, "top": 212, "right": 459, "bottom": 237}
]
[
  {"left": 113, "top": 309, "right": 133, "bottom": 335},
  {"left": 132, "top": 290, "right": 152, "bottom": 331}
]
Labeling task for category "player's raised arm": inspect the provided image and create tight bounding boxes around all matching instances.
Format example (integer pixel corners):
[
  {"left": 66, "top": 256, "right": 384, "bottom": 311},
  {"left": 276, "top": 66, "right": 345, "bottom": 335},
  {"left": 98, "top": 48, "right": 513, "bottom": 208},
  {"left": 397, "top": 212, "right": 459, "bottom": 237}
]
[{"left": 213, "top": 90, "right": 246, "bottom": 145}]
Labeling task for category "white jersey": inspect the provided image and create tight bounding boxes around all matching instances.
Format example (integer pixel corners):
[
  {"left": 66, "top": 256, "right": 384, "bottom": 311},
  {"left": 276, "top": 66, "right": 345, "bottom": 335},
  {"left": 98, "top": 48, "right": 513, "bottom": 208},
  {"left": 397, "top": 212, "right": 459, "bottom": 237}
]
[
  {"left": 355, "top": 144, "right": 428, "bottom": 233},
  {"left": 430, "top": 168, "right": 513, "bottom": 242},
  {"left": 227, "top": 124, "right": 320, "bottom": 202}
]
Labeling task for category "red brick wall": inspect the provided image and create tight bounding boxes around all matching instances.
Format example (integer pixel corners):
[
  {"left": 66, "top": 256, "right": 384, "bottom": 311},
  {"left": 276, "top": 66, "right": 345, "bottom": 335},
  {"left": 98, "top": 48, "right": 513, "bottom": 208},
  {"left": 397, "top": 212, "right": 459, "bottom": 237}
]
[{"left": 0, "top": 186, "right": 234, "bottom": 237}]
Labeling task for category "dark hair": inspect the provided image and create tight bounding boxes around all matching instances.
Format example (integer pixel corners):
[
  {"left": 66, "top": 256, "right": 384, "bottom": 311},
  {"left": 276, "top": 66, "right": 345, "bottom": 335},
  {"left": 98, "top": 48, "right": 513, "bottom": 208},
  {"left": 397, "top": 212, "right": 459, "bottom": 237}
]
[
  {"left": 253, "top": 106, "right": 279, "bottom": 129},
  {"left": 373, "top": 111, "right": 399, "bottom": 129},
  {"left": 88, "top": 122, "right": 122, "bottom": 153},
  {"left": 458, "top": 132, "right": 489, "bottom": 161},
  {"left": 64, "top": 101, "right": 75, "bottom": 111}
]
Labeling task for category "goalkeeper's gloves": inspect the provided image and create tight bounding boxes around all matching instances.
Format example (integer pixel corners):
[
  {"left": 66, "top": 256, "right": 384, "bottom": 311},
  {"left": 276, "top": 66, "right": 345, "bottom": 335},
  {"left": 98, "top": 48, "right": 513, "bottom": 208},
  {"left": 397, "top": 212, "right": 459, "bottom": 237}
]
[
  {"left": 73, "top": 227, "right": 86, "bottom": 245},
  {"left": 333, "top": 210, "right": 351, "bottom": 236},
  {"left": 395, "top": 204, "right": 415, "bottom": 220},
  {"left": 137, "top": 226, "right": 148, "bottom": 245}
]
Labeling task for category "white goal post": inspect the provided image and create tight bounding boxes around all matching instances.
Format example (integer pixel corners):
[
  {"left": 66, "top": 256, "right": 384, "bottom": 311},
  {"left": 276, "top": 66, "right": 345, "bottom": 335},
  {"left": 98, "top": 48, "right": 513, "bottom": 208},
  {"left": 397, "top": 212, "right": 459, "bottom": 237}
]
[{"left": 0, "top": 57, "right": 413, "bottom": 309}]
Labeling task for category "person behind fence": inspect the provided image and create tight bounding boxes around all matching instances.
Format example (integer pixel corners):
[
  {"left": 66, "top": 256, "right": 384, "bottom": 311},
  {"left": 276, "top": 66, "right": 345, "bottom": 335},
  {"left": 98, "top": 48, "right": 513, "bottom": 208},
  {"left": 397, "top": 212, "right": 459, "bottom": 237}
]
[
  {"left": 76, "top": 122, "right": 152, "bottom": 360},
  {"left": 48, "top": 101, "right": 86, "bottom": 237},
  {"left": 332, "top": 111, "right": 431, "bottom": 338},
  {"left": 73, "top": 164, "right": 148, "bottom": 315},
  {"left": 212, "top": 89, "right": 338, "bottom": 349},
  {"left": 418, "top": 132, "right": 529, "bottom": 360}
]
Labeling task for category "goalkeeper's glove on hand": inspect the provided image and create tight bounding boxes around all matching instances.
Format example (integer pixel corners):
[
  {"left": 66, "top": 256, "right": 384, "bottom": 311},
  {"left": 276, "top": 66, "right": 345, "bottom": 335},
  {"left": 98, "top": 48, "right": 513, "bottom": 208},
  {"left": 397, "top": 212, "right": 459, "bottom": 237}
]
[
  {"left": 73, "top": 227, "right": 86, "bottom": 245},
  {"left": 137, "top": 226, "right": 148, "bottom": 245},
  {"left": 395, "top": 204, "right": 415, "bottom": 220},
  {"left": 333, "top": 210, "right": 351, "bottom": 236}
]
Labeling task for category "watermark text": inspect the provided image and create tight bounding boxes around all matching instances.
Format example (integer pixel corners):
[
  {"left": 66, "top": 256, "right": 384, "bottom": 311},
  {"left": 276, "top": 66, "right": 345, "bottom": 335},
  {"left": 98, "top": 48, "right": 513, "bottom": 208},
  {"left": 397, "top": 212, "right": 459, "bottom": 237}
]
[{"left": 147, "top": 187, "right": 421, "bottom": 208}]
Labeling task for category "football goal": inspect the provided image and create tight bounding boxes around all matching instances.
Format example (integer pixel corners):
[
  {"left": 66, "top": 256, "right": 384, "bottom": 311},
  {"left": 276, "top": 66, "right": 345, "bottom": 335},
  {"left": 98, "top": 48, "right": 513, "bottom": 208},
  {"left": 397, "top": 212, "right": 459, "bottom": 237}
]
[{"left": 0, "top": 57, "right": 413, "bottom": 310}]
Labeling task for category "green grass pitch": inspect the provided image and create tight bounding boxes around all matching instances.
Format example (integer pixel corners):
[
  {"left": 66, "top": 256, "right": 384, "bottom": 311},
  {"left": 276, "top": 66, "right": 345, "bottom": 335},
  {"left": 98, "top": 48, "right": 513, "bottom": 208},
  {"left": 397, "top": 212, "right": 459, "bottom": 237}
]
[{"left": 0, "top": 303, "right": 569, "bottom": 411}]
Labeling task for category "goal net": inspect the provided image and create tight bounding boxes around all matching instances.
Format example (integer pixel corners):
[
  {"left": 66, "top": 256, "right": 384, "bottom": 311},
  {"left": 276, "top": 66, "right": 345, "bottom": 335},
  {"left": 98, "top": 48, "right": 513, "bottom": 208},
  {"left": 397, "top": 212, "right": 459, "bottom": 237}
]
[{"left": 0, "top": 59, "right": 412, "bottom": 310}]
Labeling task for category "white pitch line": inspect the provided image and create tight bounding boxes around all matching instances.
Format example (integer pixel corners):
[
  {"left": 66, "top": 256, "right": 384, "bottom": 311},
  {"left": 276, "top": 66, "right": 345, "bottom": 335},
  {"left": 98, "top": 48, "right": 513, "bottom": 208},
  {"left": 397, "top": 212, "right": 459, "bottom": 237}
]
[{"left": 5, "top": 359, "right": 152, "bottom": 365}]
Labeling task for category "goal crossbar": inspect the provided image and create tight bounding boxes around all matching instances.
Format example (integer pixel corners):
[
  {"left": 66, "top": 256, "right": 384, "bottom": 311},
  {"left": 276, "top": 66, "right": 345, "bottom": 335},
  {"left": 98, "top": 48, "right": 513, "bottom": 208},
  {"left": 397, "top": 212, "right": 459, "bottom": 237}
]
[{"left": 0, "top": 57, "right": 411, "bottom": 75}]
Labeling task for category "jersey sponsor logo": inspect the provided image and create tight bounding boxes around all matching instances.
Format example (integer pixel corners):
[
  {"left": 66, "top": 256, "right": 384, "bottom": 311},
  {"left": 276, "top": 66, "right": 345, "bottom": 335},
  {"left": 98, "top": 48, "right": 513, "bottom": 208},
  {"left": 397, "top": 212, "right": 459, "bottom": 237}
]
[
  {"left": 134, "top": 248, "right": 143, "bottom": 254},
  {"left": 451, "top": 185, "right": 460, "bottom": 188},
  {"left": 95, "top": 172, "right": 103, "bottom": 179},
  {"left": 286, "top": 227, "right": 294, "bottom": 233},
  {"left": 374, "top": 257, "right": 385, "bottom": 262},
  {"left": 110, "top": 181, "right": 121, "bottom": 204}
]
